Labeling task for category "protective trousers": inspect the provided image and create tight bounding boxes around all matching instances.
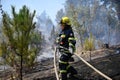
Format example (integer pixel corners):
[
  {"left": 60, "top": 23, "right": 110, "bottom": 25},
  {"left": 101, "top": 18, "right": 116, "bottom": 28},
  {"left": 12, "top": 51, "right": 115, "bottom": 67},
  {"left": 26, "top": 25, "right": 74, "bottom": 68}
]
[{"left": 59, "top": 53, "right": 77, "bottom": 80}]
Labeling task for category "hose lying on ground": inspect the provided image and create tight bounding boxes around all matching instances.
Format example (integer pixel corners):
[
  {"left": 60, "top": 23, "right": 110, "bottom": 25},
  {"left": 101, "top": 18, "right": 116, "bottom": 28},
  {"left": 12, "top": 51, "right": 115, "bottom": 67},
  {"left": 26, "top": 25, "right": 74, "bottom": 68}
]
[{"left": 75, "top": 53, "right": 112, "bottom": 80}]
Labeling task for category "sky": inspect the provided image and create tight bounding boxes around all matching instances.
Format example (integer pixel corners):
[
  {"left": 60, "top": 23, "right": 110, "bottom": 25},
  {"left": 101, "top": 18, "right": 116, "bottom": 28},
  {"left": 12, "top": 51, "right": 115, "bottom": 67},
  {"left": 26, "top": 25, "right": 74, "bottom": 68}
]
[{"left": 1, "top": 0, "right": 65, "bottom": 24}]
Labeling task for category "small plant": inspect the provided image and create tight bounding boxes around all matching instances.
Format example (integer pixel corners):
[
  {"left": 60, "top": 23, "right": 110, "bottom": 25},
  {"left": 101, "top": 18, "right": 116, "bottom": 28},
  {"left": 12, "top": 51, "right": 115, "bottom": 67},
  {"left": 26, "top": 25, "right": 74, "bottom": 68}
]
[{"left": 84, "top": 33, "right": 95, "bottom": 61}]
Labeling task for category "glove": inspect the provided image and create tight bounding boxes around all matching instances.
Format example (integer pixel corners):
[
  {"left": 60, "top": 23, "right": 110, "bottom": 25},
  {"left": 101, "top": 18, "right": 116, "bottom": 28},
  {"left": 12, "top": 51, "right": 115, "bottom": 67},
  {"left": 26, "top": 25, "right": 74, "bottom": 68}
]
[{"left": 56, "top": 37, "right": 60, "bottom": 44}]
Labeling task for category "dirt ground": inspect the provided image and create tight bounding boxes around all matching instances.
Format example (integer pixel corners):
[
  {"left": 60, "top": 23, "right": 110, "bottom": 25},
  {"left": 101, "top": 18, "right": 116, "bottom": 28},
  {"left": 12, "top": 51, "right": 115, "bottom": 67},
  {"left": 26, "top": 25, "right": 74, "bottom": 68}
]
[{"left": 25, "top": 55, "right": 120, "bottom": 80}]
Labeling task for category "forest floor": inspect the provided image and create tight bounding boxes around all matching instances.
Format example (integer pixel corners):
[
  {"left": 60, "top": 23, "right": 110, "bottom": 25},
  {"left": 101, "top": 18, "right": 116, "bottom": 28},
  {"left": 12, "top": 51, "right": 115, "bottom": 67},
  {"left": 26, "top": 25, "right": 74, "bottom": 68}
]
[{"left": 0, "top": 45, "right": 120, "bottom": 80}]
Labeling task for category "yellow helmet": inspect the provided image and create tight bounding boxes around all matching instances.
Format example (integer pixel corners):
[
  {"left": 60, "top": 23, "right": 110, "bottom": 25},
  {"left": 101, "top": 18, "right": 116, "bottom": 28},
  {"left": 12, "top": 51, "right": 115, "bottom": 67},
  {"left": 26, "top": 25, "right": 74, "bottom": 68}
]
[{"left": 60, "top": 17, "right": 71, "bottom": 25}]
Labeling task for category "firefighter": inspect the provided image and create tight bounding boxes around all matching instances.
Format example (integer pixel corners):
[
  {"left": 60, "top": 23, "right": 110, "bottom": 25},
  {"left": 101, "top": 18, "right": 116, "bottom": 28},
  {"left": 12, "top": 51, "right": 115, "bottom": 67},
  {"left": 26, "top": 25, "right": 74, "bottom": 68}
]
[{"left": 56, "top": 17, "right": 77, "bottom": 80}]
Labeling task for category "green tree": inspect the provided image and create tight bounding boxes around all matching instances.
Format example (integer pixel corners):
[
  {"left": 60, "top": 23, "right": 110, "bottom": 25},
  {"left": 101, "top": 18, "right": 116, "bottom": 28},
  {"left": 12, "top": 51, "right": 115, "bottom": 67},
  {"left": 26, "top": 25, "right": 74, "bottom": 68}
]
[
  {"left": 65, "top": 3, "right": 88, "bottom": 48},
  {"left": 0, "top": 5, "right": 41, "bottom": 79},
  {"left": 101, "top": 0, "right": 120, "bottom": 21}
]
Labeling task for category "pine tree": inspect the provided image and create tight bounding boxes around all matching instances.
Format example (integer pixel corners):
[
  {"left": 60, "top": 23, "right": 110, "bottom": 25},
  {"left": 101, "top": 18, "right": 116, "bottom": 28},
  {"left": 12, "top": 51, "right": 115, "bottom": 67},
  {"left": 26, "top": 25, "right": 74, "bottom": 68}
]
[{"left": 0, "top": 5, "right": 41, "bottom": 79}]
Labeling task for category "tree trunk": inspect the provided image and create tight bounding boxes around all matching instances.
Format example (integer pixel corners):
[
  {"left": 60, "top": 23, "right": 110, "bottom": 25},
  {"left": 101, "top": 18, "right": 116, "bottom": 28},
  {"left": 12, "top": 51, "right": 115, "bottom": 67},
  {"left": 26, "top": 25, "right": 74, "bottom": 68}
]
[
  {"left": 20, "top": 56, "right": 23, "bottom": 80},
  {"left": 108, "top": 27, "right": 111, "bottom": 46},
  {"left": 90, "top": 51, "right": 92, "bottom": 61},
  {"left": 79, "top": 31, "right": 83, "bottom": 48}
]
